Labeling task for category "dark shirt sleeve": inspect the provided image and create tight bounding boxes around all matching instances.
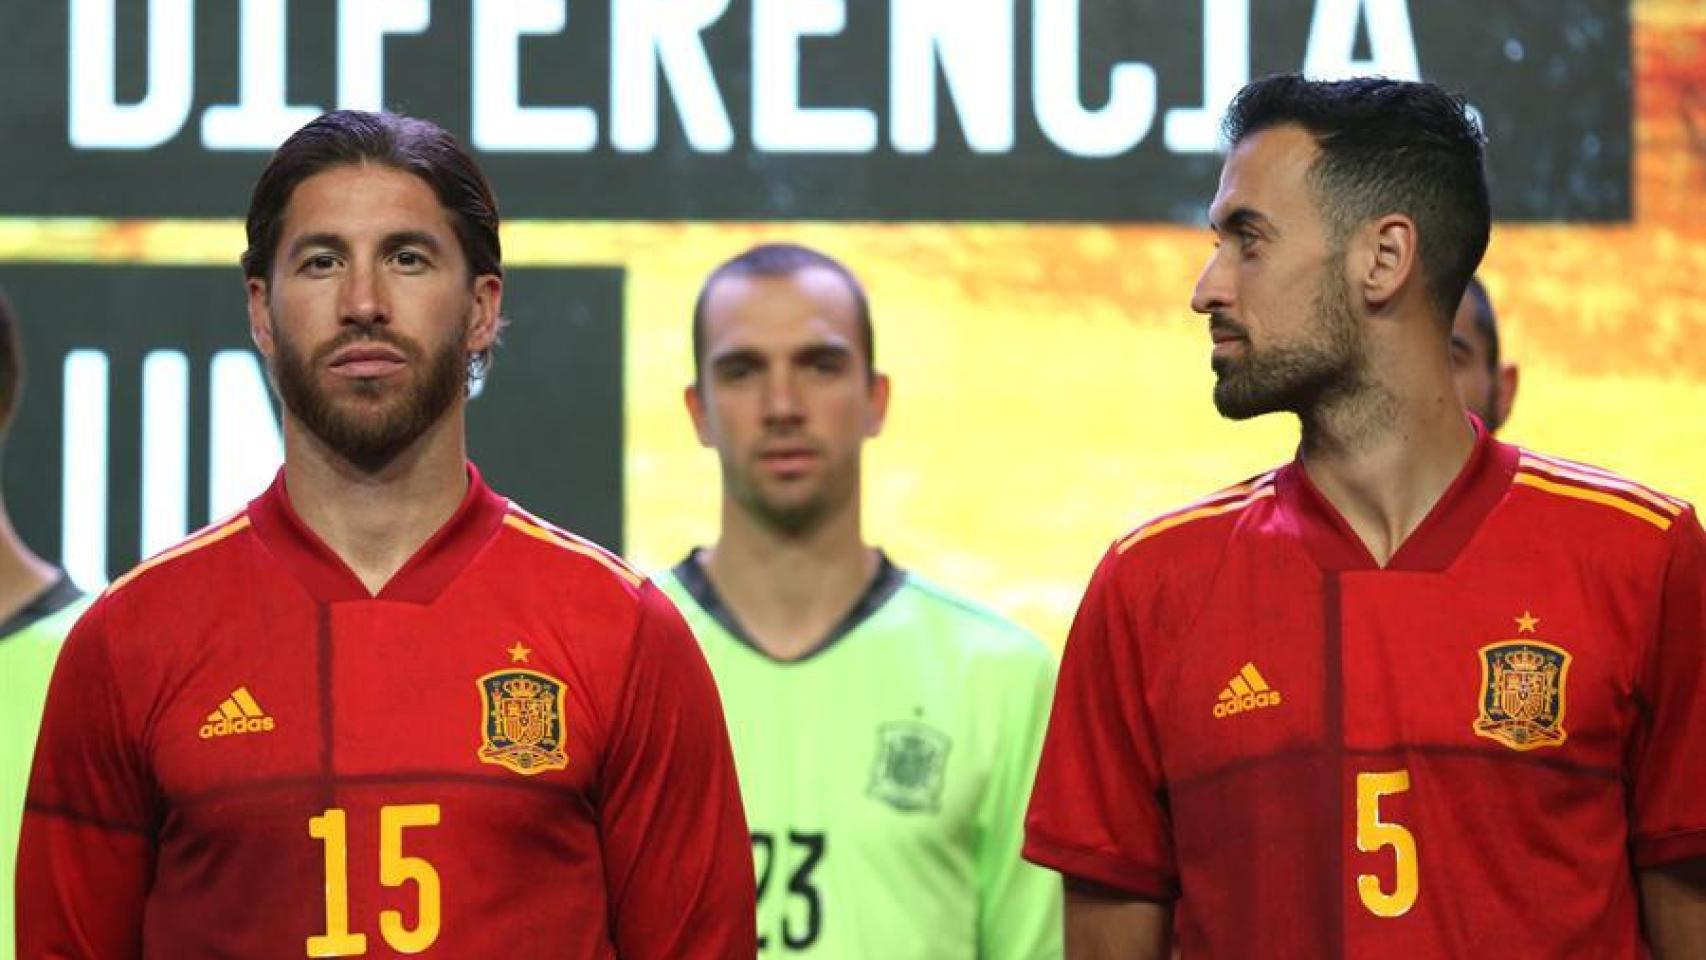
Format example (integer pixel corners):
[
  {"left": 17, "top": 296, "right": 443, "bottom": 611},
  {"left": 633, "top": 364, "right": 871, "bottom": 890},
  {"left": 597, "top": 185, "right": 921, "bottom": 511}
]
[
  {"left": 17, "top": 600, "right": 157, "bottom": 960},
  {"left": 599, "top": 582, "right": 757, "bottom": 958},
  {"left": 1631, "top": 507, "right": 1706, "bottom": 867}
]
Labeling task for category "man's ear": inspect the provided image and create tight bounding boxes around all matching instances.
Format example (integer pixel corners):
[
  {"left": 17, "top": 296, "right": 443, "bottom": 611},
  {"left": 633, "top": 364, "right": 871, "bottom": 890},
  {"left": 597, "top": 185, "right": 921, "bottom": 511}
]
[
  {"left": 1358, "top": 213, "right": 1421, "bottom": 311},
  {"left": 865, "top": 372, "right": 891, "bottom": 438},
  {"left": 465, "top": 274, "right": 504, "bottom": 355},
  {"left": 684, "top": 382, "right": 715, "bottom": 448},
  {"left": 1495, "top": 362, "right": 1519, "bottom": 431},
  {"left": 246, "top": 278, "right": 275, "bottom": 359}
]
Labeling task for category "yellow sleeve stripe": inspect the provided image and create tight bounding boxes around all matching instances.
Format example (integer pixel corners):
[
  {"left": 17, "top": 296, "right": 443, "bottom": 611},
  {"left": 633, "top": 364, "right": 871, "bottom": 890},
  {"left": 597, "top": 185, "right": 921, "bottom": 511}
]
[
  {"left": 1518, "top": 454, "right": 1683, "bottom": 517},
  {"left": 1512, "top": 472, "right": 1672, "bottom": 531},
  {"left": 1118, "top": 484, "right": 1276, "bottom": 554},
  {"left": 501, "top": 514, "right": 644, "bottom": 588},
  {"left": 107, "top": 516, "right": 253, "bottom": 596}
]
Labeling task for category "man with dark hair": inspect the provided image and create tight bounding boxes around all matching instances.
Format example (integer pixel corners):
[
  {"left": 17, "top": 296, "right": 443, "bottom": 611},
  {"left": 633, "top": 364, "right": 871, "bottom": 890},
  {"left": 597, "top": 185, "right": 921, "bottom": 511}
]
[
  {"left": 1024, "top": 75, "right": 1706, "bottom": 958},
  {"left": 0, "top": 288, "right": 89, "bottom": 960},
  {"left": 19, "top": 111, "right": 754, "bottom": 958},
  {"left": 1450, "top": 276, "right": 1519, "bottom": 431},
  {"left": 655, "top": 242, "right": 1062, "bottom": 958}
]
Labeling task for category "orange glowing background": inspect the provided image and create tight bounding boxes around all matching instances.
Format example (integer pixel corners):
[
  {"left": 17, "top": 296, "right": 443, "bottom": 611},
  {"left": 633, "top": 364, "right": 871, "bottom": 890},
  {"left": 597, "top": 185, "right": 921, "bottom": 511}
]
[{"left": 0, "top": 0, "right": 1700, "bottom": 647}]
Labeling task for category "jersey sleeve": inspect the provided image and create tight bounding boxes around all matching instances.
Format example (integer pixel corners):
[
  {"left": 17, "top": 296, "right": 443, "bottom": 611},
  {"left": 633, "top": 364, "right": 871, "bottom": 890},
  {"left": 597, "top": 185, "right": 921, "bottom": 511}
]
[
  {"left": 1629, "top": 506, "right": 1706, "bottom": 867},
  {"left": 976, "top": 644, "right": 1064, "bottom": 959},
  {"left": 15, "top": 601, "right": 157, "bottom": 960},
  {"left": 598, "top": 581, "right": 757, "bottom": 958},
  {"left": 1023, "top": 546, "right": 1178, "bottom": 899}
]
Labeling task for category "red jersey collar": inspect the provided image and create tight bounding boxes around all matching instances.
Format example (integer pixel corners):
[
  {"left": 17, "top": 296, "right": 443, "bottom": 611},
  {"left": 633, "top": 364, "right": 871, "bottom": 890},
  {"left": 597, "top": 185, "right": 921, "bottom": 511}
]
[
  {"left": 246, "top": 462, "right": 509, "bottom": 604},
  {"left": 1277, "top": 415, "right": 1518, "bottom": 573}
]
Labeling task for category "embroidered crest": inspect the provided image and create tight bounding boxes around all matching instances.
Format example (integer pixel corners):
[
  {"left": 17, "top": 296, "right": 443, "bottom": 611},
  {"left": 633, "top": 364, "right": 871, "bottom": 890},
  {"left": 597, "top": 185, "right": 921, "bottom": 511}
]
[
  {"left": 1473, "top": 641, "right": 1571, "bottom": 751},
  {"left": 867, "top": 721, "right": 951, "bottom": 813},
  {"left": 477, "top": 669, "right": 569, "bottom": 775}
]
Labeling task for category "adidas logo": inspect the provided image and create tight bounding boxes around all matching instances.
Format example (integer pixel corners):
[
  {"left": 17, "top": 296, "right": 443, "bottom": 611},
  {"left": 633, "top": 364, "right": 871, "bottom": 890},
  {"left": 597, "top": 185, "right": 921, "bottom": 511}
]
[
  {"left": 1212, "top": 663, "right": 1282, "bottom": 718},
  {"left": 198, "top": 687, "right": 276, "bottom": 739}
]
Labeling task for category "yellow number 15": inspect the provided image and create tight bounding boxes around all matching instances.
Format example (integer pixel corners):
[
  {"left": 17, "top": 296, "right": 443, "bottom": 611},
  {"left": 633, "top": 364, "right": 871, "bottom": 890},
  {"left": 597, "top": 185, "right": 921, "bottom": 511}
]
[
  {"left": 307, "top": 804, "right": 442, "bottom": 957},
  {"left": 1355, "top": 770, "right": 1418, "bottom": 918}
]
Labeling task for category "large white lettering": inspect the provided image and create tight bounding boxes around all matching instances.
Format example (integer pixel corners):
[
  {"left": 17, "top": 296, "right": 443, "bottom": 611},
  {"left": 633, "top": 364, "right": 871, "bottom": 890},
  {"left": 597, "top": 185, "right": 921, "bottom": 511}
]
[
  {"left": 472, "top": 0, "right": 598, "bottom": 151},
  {"left": 890, "top": 0, "right": 1015, "bottom": 153},
  {"left": 68, "top": 0, "right": 194, "bottom": 149},
  {"left": 201, "top": 0, "right": 321, "bottom": 149},
  {"left": 338, "top": 0, "right": 432, "bottom": 111},
  {"left": 611, "top": 0, "right": 734, "bottom": 152},
  {"left": 1033, "top": 0, "right": 1156, "bottom": 158},
  {"left": 1303, "top": 0, "right": 1420, "bottom": 81},
  {"left": 752, "top": 0, "right": 876, "bottom": 153},
  {"left": 1164, "top": 0, "right": 1248, "bottom": 153}
]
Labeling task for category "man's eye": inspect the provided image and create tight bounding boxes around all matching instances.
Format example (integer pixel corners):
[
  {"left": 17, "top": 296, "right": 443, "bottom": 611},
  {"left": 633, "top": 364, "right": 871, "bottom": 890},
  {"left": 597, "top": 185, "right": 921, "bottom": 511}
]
[
  {"left": 303, "top": 254, "right": 338, "bottom": 273},
  {"left": 394, "top": 250, "right": 426, "bottom": 268}
]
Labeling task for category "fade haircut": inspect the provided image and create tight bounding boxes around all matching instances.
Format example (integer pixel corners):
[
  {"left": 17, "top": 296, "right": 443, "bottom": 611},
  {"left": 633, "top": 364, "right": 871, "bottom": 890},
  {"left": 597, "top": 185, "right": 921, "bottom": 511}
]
[
  {"left": 692, "top": 243, "right": 874, "bottom": 383},
  {"left": 1223, "top": 74, "right": 1490, "bottom": 321},
  {"left": 0, "top": 289, "right": 20, "bottom": 434},
  {"left": 241, "top": 110, "right": 503, "bottom": 381},
  {"left": 1462, "top": 276, "right": 1500, "bottom": 371}
]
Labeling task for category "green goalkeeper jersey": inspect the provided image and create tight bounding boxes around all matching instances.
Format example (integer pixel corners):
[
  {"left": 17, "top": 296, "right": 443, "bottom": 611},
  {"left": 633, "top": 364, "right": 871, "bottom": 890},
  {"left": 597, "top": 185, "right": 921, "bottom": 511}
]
[
  {"left": 1, "top": 573, "right": 87, "bottom": 960},
  {"left": 656, "top": 552, "right": 1062, "bottom": 960}
]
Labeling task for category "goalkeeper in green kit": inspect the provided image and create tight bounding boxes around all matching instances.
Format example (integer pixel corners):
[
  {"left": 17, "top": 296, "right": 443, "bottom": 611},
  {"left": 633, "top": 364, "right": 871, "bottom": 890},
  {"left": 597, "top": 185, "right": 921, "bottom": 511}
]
[{"left": 654, "top": 243, "right": 1063, "bottom": 958}]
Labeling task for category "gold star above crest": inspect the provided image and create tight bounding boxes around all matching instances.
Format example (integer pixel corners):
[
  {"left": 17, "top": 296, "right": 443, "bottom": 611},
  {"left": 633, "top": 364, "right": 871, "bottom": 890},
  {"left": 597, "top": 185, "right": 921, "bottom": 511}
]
[
  {"left": 1514, "top": 611, "right": 1540, "bottom": 634},
  {"left": 506, "top": 641, "right": 532, "bottom": 663}
]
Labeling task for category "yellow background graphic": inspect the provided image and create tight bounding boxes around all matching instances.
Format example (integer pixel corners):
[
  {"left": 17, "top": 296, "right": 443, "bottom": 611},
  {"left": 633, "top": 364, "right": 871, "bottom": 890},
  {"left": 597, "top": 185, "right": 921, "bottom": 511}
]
[{"left": 2, "top": 0, "right": 1701, "bottom": 648}]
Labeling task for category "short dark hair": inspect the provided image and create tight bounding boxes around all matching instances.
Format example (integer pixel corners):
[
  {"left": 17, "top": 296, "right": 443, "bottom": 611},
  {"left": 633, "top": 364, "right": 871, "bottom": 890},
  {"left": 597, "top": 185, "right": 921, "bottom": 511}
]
[
  {"left": 242, "top": 110, "right": 503, "bottom": 380},
  {"left": 0, "top": 288, "right": 20, "bottom": 434},
  {"left": 1224, "top": 74, "right": 1490, "bottom": 320},
  {"left": 692, "top": 243, "right": 874, "bottom": 380},
  {"left": 1462, "top": 275, "right": 1500, "bottom": 370}
]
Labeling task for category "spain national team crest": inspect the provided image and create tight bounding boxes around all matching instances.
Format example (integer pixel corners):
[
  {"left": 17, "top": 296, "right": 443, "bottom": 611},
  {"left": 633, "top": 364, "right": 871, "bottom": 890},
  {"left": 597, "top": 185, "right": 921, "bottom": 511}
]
[
  {"left": 867, "top": 721, "right": 951, "bottom": 813},
  {"left": 477, "top": 669, "right": 569, "bottom": 775},
  {"left": 1473, "top": 641, "right": 1571, "bottom": 751}
]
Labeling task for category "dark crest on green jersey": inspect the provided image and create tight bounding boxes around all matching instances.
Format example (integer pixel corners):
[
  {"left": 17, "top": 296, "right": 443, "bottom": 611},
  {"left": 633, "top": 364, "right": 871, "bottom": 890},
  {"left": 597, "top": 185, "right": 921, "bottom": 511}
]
[{"left": 868, "top": 721, "right": 951, "bottom": 813}]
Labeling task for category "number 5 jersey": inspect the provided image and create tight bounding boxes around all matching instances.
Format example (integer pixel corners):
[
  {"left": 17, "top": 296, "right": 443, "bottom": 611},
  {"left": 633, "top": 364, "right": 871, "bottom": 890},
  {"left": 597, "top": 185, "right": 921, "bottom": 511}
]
[
  {"left": 1024, "top": 425, "right": 1706, "bottom": 958},
  {"left": 18, "top": 467, "right": 756, "bottom": 959}
]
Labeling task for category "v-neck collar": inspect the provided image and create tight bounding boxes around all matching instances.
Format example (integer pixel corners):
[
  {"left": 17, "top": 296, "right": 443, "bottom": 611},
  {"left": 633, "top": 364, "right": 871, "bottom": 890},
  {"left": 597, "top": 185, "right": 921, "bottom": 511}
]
[
  {"left": 671, "top": 548, "right": 907, "bottom": 664},
  {"left": 247, "top": 463, "right": 508, "bottom": 604},
  {"left": 1279, "top": 417, "right": 1517, "bottom": 573}
]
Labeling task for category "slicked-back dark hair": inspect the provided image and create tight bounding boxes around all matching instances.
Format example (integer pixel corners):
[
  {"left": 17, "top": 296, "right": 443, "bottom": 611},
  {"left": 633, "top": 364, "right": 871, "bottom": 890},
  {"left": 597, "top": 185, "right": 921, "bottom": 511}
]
[
  {"left": 692, "top": 243, "right": 874, "bottom": 382},
  {"left": 0, "top": 288, "right": 20, "bottom": 434},
  {"left": 242, "top": 110, "right": 503, "bottom": 379},
  {"left": 1224, "top": 74, "right": 1490, "bottom": 320}
]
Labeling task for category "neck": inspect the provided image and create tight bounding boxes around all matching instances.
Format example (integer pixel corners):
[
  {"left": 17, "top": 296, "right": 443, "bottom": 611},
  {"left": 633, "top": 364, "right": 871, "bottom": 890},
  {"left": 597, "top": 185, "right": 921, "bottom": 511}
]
[
  {"left": 1297, "top": 353, "right": 1475, "bottom": 566},
  {"left": 702, "top": 493, "right": 876, "bottom": 661},
  {"left": 0, "top": 494, "right": 61, "bottom": 625},
  {"left": 282, "top": 408, "right": 470, "bottom": 595}
]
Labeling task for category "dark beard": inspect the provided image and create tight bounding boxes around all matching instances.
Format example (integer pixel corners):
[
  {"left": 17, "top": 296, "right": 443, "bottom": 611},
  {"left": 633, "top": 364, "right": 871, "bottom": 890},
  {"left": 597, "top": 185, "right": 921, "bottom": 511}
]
[
  {"left": 271, "top": 323, "right": 467, "bottom": 473},
  {"left": 1212, "top": 273, "right": 1361, "bottom": 421}
]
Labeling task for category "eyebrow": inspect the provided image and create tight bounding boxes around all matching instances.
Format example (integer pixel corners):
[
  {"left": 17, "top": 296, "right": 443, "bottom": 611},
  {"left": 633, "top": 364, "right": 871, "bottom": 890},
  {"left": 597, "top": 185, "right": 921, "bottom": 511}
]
[
  {"left": 1210, "top": 206, "right": 1279, "bottom": 238},
  {"left": 284, "top": 230, "right": 445, "bottom": 261}
]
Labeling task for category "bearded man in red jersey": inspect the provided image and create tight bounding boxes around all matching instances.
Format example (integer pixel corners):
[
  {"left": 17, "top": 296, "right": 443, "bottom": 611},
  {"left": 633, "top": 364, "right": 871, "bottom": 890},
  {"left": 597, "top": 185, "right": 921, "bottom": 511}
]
[
  {"left": 19, "top": 111, "right": 755, "bottom": 959},
  {"left": 1024, "top": 75, "right": 1706, "bottom": 959}
]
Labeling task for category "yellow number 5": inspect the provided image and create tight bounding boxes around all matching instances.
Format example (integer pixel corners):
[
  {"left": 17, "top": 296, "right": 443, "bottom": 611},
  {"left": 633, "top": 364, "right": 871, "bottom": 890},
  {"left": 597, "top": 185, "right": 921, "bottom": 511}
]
[
  {"left": 1355, "top": 770, "right": 1418, "bottom": 917},
  {"left": 308, "top": 804, "right": 443, "bottom": 957}
]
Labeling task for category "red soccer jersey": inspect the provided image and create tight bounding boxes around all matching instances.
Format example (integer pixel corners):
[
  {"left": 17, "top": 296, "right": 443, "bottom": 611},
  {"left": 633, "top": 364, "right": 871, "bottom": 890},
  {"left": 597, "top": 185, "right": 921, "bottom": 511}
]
[
  {"left": 18, "top": 466, "right": 755, "bottom": 959},
  {"left": 1025, "top": 426, "right": 1706, "bottom": 958}
]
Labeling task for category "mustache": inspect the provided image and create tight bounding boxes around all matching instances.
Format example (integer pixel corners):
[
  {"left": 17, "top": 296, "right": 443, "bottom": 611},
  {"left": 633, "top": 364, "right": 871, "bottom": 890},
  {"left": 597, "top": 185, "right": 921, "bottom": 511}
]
[
  {"left": 308, "top": 325, "right": 421, "bottom": 365},
  {"left": 1209, "top": 313, "right": 1247, "bottom": 337}
]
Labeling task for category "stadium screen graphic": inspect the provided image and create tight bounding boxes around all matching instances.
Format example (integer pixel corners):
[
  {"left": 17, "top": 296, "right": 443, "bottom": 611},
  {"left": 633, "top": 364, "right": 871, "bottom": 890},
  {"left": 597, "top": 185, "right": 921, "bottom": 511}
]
[{"left": 1, "top": 0, "right": 1700, "bottom": 645}]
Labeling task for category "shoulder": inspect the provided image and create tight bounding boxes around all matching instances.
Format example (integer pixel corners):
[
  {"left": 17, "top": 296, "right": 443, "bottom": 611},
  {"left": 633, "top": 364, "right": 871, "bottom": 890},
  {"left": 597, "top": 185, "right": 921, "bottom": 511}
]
[
  {"left": 101, "top": 511, "right": 255, "bottom": 605},
  {"left": 494, "top": 502, "right": 646, "bottom": 599},
  {"left": 1110, "top": 468, "right": 1282, "bottom": 565},
  {"left": 1508, "top": 448, "right": 1694, "bottom": 543},
  {"left": 890, "top": 574, "right": 1053, "bottom": 670}
]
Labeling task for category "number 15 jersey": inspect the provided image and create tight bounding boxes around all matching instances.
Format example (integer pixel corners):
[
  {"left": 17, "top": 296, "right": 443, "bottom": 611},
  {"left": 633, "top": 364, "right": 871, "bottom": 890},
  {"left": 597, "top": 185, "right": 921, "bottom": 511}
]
[
  {"left": 1024, "top": 426, "right": 1706, "bottom": 958},
  {"left": 19, "top": 467, "right": 755, "bottom": 959}
]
